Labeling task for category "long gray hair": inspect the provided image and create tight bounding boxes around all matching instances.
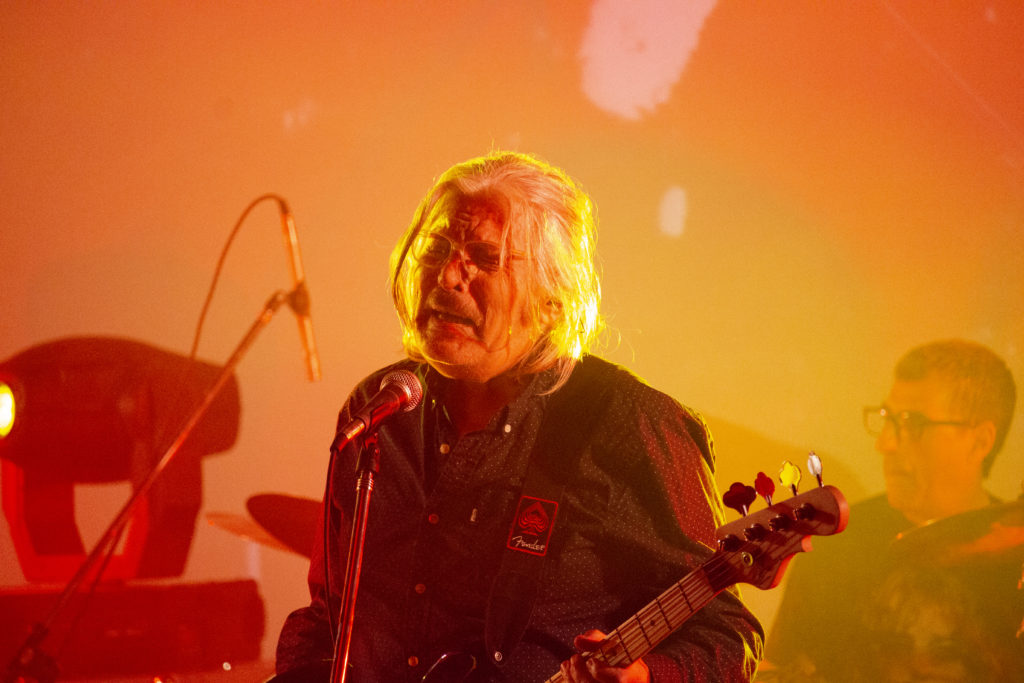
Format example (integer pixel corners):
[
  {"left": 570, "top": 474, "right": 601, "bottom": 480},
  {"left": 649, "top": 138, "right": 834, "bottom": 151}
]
[{"left": 389, "top": 151, "right": 603, "bottom": 390}]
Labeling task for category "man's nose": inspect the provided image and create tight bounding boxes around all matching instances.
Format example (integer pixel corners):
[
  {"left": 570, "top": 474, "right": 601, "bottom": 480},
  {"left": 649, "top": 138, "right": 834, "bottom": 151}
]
[
  {"left": 875, "top": 419, "right": 901, "bottom": 454},
  {"left": 437, "top": 250, "right": 471, "bottom": 291}
]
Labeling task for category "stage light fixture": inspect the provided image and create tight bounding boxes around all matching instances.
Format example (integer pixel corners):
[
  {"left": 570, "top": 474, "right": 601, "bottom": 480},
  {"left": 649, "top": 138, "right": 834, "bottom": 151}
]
[{"left": 0, "top": 336, "right": 240, "bottom": 581}]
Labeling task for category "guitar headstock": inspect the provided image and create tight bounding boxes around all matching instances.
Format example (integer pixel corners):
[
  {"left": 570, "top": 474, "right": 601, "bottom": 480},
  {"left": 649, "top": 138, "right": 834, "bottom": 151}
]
[{"left": 712, "top": 481, "right": 849, "bottom": 591}]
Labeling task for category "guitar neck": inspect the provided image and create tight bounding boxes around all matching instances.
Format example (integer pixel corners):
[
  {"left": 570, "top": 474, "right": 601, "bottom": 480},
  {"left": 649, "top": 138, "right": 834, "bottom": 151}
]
[{"left": 543, "top": 561, "right": 720, "bottom": 682}]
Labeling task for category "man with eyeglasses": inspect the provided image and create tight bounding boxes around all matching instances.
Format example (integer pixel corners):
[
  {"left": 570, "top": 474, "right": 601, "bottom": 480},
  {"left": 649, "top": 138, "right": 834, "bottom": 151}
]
[
  {"left": 764, "top": 339, "right": 1018, "bottom": 681},
  {"left": 274, "top": 151, "right": 763, "bottom": 682}
]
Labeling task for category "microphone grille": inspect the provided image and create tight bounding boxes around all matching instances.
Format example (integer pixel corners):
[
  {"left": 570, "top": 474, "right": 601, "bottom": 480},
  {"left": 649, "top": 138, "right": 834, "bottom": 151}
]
[{"left": 380, "top": 369, "right": 424, "bottom": 412}]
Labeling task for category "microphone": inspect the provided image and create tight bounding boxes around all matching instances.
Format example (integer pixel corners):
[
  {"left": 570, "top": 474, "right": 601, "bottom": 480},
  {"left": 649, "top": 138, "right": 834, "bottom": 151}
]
[
  {"left": 278, "top": 198, "right": 322, "bottom": 382},
  {"left": 330, "top": 370, "right": 423, "bottom": 453}
]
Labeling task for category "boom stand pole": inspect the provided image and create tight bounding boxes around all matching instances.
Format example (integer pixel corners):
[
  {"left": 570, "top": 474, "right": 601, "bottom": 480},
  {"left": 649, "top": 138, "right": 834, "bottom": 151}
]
[{"left": 330, "top": 432, "right": 381, "bottom": 683}]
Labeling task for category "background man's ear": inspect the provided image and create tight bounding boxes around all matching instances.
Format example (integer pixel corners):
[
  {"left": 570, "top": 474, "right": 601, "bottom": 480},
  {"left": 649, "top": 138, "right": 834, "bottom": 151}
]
[{"left": 970, "top": 420, "right": 997, "bottom": 463}]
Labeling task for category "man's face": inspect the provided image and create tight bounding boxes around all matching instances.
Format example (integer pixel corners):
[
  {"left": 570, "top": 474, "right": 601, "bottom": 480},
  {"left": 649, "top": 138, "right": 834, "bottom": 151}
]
[
  {"left": 413, "top": 202, "right": 536, "bottom": 383},
  {"left": 876, "top": 374, "right": 987, "bottom": 523}
]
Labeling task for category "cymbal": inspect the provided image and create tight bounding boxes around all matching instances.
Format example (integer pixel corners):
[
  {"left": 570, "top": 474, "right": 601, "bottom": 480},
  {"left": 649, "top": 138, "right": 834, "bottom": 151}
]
[
  {"left": 205, "top": 511, "right": 294, "bottom": 554},
  {"left": 246, "top": 493, "right": 321, "bottom": 558},
  {"left": 892, "top": 499, "right": 1024, "bottom": 564}
]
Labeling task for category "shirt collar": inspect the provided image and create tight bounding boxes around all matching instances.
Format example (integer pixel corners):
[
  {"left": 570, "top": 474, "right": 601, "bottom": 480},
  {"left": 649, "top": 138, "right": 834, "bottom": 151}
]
[{"left": 417, "top": 363, "right": 557, "bottom": 434}]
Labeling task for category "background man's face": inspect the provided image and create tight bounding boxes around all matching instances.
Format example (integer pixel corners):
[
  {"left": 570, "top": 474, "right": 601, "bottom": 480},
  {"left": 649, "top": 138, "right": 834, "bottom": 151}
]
[{"left": 877, "top": 374, "right": 984, "bottom": 523}]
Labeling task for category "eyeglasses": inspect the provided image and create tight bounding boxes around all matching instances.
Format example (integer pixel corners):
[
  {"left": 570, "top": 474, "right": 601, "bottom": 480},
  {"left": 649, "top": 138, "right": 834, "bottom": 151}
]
[
  {"left": 411, "top": 232, "right": 524, "bottom": 273},
  {"left": 862, "top": 406, "right": 973, "bottom": 441}
]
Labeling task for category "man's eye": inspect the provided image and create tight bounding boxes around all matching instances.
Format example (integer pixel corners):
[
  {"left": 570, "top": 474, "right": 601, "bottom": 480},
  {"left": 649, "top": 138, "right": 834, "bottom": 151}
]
[
  {"left": 418, "top": 236, "right": 450, "bottom": 262},
  {"left": 902, "top": 412, "right": 928, "bottom": 428},
  {"left": 467, "top": 244, "right": 502, "bottom": 270}
]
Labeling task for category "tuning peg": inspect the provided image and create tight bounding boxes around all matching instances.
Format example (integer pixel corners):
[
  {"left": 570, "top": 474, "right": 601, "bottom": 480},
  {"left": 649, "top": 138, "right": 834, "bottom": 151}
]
[
  {"left": 718, "top": 534, "right": 744, "bottom": 552},
  {"left": 807, "top": 451, "right": 823, "bottom": 487},
  {"left": 779, "top": 460, "right": 802, "bottom": 496},
  {"left": 754, "top": 471, "right": 775, "bottom": 506},
  {"left": 723, "top": 482, "right": 757, "bottom": 516}
]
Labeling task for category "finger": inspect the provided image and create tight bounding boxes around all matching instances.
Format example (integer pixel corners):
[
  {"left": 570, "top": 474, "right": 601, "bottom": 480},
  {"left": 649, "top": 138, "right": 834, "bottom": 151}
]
[
  {"left": 585, "top": 656, "right": 621, "bottom": 683},
  {"left": 585, "top": 654, "right": 650, "bottom": 683},
  {"left": 573, "top": 629, "right": 607, "bottom": 652},
  {"left": 560, "top": 656, "right": 575, "bottom": 682},
  {"left": 572, "top": 653, "right": 598, "bottom": 683}
]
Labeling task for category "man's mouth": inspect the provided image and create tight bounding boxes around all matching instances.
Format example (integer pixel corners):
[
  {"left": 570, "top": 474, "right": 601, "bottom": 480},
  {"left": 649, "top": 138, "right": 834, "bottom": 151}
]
[
  {"left": 883, "top": 467, "right": 916, "bottom": 486},
  {"left": 434, "top": 311, "right": 476, "bottom": 326},
  {"left": 423, "top": 291, "right": 480, "bottom": 331},
  {"left": 428, "top": 307, "right": 480, "bottom": 332}
]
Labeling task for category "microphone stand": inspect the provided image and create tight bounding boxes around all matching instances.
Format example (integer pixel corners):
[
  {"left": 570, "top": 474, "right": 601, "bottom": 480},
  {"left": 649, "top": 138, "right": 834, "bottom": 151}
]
[
  {"left": 328, "top": 429, "right": 381, "bottom": 683},
  {"left": 3, "top": 289, "right": 297, "bottom": 683}
]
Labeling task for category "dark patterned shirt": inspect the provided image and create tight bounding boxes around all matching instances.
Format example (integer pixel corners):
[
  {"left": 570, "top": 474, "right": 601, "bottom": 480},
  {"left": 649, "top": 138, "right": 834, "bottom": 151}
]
[
  {"left": 276, "top": 357, "right": 763, "bottom": 682},
  {"left": 766, "top": 493, "right": 1021, "bottom": 682}
]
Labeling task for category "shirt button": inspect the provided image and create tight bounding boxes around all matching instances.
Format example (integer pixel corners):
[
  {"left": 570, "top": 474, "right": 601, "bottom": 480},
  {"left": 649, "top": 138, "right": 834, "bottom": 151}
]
[
  {"left": 427, "top": 513, "right": 440, "bottom": 525},
  {"left": 439, "top": 443, "right": 451, "bottom": 454},
  {"left": 503, "top": 424, "right": 512, "bottom": 433},
  {"left": 414, "top": 583, "right": 427, "bottom": 594},
  {"left": 407, "top": 656, "right": 419, "bottom": 667}
]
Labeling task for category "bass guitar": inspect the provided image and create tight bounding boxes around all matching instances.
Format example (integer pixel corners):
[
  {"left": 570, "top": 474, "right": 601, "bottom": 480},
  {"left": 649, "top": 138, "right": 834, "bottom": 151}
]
[
  {"left": 533, "top": 482, "right": 848, "bottom": 682},
  {"left": 273, "top": 479, "right": 849, "bottom": 683}
]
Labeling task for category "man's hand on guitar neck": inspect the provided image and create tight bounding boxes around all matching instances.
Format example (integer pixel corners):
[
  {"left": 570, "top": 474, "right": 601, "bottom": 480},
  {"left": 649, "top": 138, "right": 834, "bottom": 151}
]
[{"left": 559, "top": 630, "right": 651, "bottom": 683}]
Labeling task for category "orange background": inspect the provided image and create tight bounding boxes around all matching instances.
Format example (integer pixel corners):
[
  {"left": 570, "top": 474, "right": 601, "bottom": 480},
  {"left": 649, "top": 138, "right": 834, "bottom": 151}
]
[{"left": 2, "top": 0, "right": 1022, "bottom": 669}]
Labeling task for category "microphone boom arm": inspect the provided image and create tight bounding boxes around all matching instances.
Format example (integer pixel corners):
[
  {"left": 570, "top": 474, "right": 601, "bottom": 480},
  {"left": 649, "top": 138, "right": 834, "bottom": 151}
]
[{"left": 278, "top": 200, "right": 321, "bottom": 382}]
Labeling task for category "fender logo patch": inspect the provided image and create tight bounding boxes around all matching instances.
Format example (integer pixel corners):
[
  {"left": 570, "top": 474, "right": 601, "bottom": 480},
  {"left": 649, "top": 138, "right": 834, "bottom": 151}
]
[{"left": 506, "top": 495, "right": 558, "bottom": 556}]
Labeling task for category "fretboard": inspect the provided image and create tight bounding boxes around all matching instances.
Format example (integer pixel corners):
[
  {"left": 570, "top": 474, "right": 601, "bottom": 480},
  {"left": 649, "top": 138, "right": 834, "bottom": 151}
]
[{"left": 543, "top": 557, "right": 730, "bottom": 683}]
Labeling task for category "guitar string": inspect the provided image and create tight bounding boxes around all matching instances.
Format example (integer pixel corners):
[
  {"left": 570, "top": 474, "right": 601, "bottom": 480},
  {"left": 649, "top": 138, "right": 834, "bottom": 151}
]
[
  {"left": 611, "top": 526, "right": 806, "bottom": 664},
  {"left": 598, "top": 557, "right": 729, "bottom": 667},
  {"left": 542, "top": 555, "right": 730, "bottom": 682},
  {"left": 541, "top": 547, "right": 767, "bottom": 682},
  {"left": 544, "top": 490, "right": 837, "bottom": 682},
  {"left": 613, "top": 579, "right": 717, "bottom": 665}
]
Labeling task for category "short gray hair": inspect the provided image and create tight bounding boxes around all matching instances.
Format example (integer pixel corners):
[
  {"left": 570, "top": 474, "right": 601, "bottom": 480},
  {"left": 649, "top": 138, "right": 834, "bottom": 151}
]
[{"left": 895, "top": 339, "right": 1016, "bottom": 476}]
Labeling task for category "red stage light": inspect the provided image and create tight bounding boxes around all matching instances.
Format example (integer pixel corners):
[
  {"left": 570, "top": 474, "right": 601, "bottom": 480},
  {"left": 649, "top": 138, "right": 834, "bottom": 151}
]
[
  {"left": 0, "top": 382, "right": 14, "bottom": 438},
  {"left": 0, "top": 337, "right": 240, "bottom": 581}
]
